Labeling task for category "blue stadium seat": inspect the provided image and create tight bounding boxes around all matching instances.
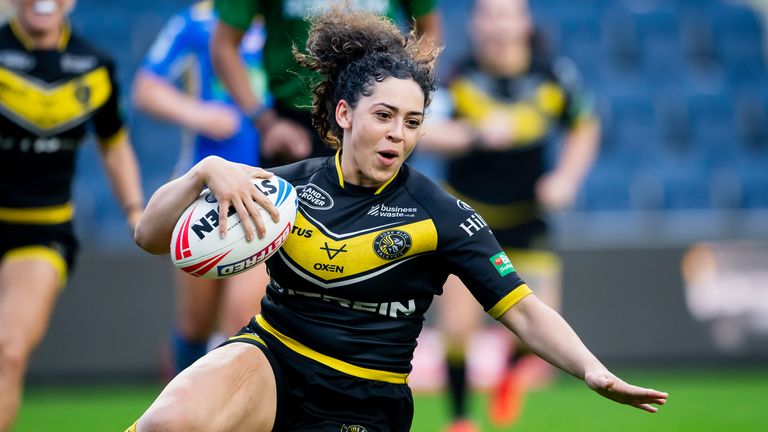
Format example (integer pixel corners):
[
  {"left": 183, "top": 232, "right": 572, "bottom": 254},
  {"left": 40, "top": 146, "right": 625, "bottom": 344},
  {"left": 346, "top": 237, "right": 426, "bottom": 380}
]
[
  {"left": 580, "top": 164, "right": 634, "bottom": 211},
  {"left": 734, "top": 94, "right": 768, "bottom": 153},
  {"left": 601, "top": 12, "right": 640, "bottom": 72},
  {"left": 680, "top": 11, "right": 722, "bottom": 85},
  {"left": 606, "top": 94, "right": 659, "bottom": 155},
  {"left": 687, "top": 92, "right": 737, "bottom": 154},
  {"left": 658, "top": 168, "right": 713, "bottom": 209},
  {"left": 738, "top": 171, "right": 768, "bottom": 208},
  {"left": 654, "top": 93, "right": 691, "bottom": 151}
]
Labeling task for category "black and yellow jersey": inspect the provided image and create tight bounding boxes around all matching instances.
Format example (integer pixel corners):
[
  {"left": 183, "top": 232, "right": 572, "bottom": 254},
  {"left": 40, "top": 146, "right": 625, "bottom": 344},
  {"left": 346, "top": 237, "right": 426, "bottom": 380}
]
[
  {"left": 258, "top": 153, "right": 531, "bottom": 384},
  {"left": 444, "top": 49, "right": 596, "bottom": 245},
  {"left": 0, "top": 20, "right": 125, "bottom": 223}
]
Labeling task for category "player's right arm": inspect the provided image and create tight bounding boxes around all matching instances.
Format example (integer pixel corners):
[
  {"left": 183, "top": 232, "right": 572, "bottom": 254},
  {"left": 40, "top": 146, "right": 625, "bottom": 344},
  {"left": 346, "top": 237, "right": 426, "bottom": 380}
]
[
  {"left": 134, "top": 157, "right": 277, "bottom": 254},
  {"left": 133, "top": 70, "right": 240, "bottom": 140},
  {"left": 429, "top": 185, "right": 667, "bottom": 413},
  {"left": 211, "top": 0, "right": 273, "bottom": 127}
]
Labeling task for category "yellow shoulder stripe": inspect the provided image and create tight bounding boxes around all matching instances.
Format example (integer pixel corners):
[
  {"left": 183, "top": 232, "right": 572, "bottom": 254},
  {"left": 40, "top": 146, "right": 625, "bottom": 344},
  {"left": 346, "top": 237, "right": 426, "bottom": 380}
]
[
  {"left": 0, "top": 66, "right": 112, "bottom": 134},
  {"left": 282, "top": 212, "right": 437, "bottom": 283}
]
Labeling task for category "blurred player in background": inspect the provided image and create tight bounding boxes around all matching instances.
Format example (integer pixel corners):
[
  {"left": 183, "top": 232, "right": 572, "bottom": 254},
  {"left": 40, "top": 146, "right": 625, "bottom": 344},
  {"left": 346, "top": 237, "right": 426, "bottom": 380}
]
[
  {"left": 132, "top": 0, "right": 271, "bottom": 375},
  {"left": 420, "top": 0, "right": 601, "bottom": 430},
  {"left": 0, "top": 0, "right": 143, "bottom": 429},
  {"left": 210, "top": 0, "right": 441, "bottom": 166}
]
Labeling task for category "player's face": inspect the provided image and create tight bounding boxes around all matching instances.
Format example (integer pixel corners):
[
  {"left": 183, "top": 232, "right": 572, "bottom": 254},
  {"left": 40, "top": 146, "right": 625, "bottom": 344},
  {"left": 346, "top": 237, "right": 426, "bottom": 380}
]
[
  {"left": 337, "top": 77, "right": 425, "bottom": 188},
  {"left": 15, "top": 0, "right": 73, "bottom": 35},
  {"left": 470, "top": 0, "right": 532, "bottom": 55}
]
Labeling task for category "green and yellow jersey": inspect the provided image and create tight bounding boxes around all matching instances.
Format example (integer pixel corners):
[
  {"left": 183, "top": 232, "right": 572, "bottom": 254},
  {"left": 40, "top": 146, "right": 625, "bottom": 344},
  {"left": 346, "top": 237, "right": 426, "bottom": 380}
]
[{"left": 214, "top": 0, "right": 436, "bottom": 110}]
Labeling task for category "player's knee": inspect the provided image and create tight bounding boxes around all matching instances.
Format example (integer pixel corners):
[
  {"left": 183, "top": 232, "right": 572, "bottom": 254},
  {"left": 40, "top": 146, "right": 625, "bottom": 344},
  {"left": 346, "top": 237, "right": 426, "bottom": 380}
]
[
  {"left": 178, "top": 317, "right": 215, "bottom": 340},
  {"left": 139, "top": 408, "right": 201, "bottom": 432},
  {"left": 0, "top": 338, "right": 31, "bottom": 378}
]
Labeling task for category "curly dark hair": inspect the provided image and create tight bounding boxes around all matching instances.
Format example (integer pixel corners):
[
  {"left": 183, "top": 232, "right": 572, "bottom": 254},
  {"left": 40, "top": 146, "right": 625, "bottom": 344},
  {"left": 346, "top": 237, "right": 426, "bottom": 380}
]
[{"left": 293, "top": 7, "right": 439, "bottom": 148}]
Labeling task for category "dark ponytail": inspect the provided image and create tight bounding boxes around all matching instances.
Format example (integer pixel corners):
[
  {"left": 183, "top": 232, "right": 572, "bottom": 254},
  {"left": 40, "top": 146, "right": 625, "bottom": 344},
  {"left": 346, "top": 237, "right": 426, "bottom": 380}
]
[{"left": 294, "top": 7, "right": 439, "bottom": 148}]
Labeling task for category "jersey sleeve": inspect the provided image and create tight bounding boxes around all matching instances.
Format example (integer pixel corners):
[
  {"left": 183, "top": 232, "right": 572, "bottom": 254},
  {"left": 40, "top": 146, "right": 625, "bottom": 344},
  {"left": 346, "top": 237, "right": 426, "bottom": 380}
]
[
  {"left": 214, "top": 0, "right": 261, "bottom": 31},
  {"left": 91, "top": 59, "right": 126, "bottom": 148},
  {"left": 400, "top": 0, "right": 436, "bottom": 18},
  {"left": 424, "top": 186, "right": 532, "bottom": 318},
  {"left": 141, "top": 12, "right": 193, "bottom": 80},
  {"left": 553, "top": 56, "right": 597, "bottom": 128}
]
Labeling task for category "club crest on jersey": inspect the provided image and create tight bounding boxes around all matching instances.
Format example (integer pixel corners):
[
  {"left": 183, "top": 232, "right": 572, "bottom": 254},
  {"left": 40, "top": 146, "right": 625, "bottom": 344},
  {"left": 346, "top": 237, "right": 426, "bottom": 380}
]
[
  {"left": 341, "top": 425, "right": 368, "bottom": 432},
  {"left": 373, "top": 230, "right": 412, "bottom": 260},
  {"left": 295, "top": 183, "right": 334, "bottom": 210}
]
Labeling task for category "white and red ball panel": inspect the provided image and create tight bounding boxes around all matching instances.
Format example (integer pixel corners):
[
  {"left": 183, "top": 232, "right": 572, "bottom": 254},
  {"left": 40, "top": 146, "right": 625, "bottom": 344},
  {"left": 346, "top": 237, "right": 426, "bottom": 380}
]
[{"left": 170, "top": 176, "right": 297, "bottom": 279}]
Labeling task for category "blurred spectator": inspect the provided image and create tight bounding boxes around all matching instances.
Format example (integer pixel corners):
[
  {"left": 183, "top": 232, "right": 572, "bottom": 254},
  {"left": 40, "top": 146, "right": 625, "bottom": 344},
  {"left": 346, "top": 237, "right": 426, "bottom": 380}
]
[
  {"left": 0, "top": 0, "right": 143, "bottom": 429},
  {"left": 132, "top": 0, "right": 270, "bottom": 375},
  {"left": 419, "top": 0, "right": 600, "bottom": 430},
  {"left": 210, "top": 0, "right": 442, "bottom": 166},
  {"left": 0, "top": 1, "right": 11, "bottom": 23}
]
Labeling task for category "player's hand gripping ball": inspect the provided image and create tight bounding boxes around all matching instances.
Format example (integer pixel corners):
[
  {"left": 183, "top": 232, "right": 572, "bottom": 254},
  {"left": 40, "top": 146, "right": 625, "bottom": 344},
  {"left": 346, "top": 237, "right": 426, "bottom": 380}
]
[{"left": 170, "top": 176, "right": 297, "bottom": 279}]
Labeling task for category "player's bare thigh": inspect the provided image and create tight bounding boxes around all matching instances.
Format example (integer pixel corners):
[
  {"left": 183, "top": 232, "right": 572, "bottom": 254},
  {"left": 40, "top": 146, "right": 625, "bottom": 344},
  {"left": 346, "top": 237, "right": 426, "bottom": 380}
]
[
  {"left": 438, "top": 274, "right": 485, "bottom": 345},
  {"left": 174, "top": 270, "right": 222, "bottom": 338},
  {"left": 138, "top": 343, "right": 277, "bottom": 432},
  {"left": 0, "top": 255, "right": 62, "bottom": 355}
]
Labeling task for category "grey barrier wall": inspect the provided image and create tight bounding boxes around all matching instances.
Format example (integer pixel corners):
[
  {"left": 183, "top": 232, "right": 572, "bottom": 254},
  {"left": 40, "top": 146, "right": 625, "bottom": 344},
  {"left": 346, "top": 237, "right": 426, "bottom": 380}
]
[
  {"left": 28, "top": 253, "right": 175, "bottom": 381},
  {"left": 27, "top": 246, "right": 768, "bottom": 381}
]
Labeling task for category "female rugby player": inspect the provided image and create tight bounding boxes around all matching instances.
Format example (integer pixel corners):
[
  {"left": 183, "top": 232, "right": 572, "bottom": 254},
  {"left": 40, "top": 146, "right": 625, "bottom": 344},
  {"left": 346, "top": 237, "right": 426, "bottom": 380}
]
[{"left": 128, "top": 7, "right": 666, "bottom": 432}]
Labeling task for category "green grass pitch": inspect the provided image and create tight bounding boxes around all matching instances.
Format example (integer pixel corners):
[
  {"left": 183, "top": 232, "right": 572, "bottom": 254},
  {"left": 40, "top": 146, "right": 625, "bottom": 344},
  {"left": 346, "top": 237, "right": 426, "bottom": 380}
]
[{"left": 13, "top": 368, "right": 768, "bottom": 431}]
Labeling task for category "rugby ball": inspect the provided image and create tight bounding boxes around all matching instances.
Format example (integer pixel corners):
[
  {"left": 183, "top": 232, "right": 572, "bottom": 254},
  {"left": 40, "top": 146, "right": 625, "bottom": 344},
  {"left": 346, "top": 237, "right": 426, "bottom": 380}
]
[{"left": 170, "top": 176, "right": 297, "bottom": 279}]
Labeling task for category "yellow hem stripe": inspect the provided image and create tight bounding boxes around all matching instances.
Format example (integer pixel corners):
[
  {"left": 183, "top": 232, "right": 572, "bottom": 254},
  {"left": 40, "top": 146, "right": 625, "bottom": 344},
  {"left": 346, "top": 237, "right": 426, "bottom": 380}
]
[
  {"left": 227, "top": 333, "right": 267, "bottom": 347},
  {"left": 3, "top": 246, "right": 68, "bottom": 288},
  {"left": 488, "top": 284, "right": 533, "bottom": 319},
  {"left": 255, "top": 315, "right": 409, "bottom": 384},
  {"left": 98, "top": 128, "right": 127, "bottom": 150},
  {"left": 334, "top": 150, "right": 344, "bottom": 187},
  {"left": 0, "top": 203, "right": 74, "bottom": 224},
  {"left": 123, "top": 420, "right": 138, "bottom": 432}
]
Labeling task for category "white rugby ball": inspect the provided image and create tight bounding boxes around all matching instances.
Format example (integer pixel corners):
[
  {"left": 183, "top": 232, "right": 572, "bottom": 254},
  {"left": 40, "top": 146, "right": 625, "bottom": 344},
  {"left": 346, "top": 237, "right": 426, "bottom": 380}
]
[{"left": 170, "top": 176, "right": 297, "bottom": 279}]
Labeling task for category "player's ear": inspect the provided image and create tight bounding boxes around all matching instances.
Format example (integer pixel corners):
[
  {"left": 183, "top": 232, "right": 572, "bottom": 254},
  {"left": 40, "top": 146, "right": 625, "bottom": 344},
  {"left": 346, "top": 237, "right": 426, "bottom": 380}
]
[{"left": 336, "top": 100, "right": 352, "bottom": 130}]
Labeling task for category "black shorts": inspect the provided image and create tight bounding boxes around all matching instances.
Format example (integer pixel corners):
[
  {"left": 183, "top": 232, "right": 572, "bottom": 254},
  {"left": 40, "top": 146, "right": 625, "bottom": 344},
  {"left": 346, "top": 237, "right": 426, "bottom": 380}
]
[
  {"left": 220, "top": 317, "right": 414, "bottom": 432},
  {"left": 0, "top": 221, "right": 79, "bottom": 274}
]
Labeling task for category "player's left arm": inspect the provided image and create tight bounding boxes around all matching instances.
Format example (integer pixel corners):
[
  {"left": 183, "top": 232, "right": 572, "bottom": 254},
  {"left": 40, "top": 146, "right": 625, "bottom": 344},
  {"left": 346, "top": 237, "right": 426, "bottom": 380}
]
[
  {"left": 98, "top": 131, "right": 144, "bottom": 231},
  {"left": 93, "top": 61, "right": 144, "bottom": 231},
  {"left": 498, "top": 295, "right": 668, "bottom": 412},
  {"left": 537, "top": 58, "right": 601, "bottom": 210}
]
